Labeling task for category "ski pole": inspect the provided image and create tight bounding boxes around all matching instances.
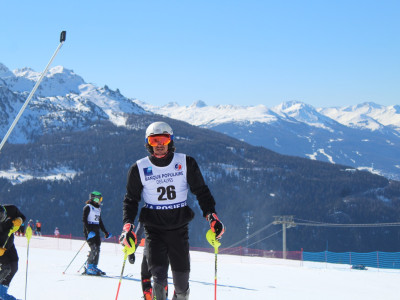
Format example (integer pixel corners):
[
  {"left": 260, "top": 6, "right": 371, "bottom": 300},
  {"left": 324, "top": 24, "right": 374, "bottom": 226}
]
[
  {"left": 2, "top": 232, "right": 12, "bottom": 248},
  {"left": 0, "top": 30, "right": 67, "bottom": 154},
  {"left": 24, "top": 226, "right": 33, "bottom": 300},
  {"left": 77, "top": 257, "right": 88, "bottom": 273},
  {"left": 2, "top": 222, "right": 21, "bottom": 248},
  {"left": 115, "top": 248, "right": 129, "bottom": 300},
  {"left": 206, "top": 229, "right": 221, "bottom": 300},
  {"left": 62, "top": 241, "right": 87, "bottom": 274}
]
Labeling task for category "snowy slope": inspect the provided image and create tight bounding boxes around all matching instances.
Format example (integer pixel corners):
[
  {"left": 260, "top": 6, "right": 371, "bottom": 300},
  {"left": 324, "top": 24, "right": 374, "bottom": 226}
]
[{"left": 11, "top": 236, "right": 400, "bottom": 300}]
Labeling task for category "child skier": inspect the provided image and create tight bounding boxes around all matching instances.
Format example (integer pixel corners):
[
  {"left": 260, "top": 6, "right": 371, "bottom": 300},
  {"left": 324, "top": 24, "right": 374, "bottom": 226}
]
[{"left": 82, "top": 191, "right": 110, "bottom": 276}]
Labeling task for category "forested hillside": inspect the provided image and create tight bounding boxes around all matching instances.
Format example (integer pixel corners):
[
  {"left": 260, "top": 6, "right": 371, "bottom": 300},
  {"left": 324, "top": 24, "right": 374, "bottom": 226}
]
[{"left": 0, "top": 114, "right": 399, "bottom": 252}]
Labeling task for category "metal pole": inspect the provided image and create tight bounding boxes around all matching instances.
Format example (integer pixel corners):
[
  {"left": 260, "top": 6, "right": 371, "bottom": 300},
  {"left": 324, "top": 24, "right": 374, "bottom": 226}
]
[
  {"left": 282, "top": 222, "right": 287, "bottom": 259},
  {"left": 273, "top": 215, "right": 295, "bottom": 259},
  {"left": 0, "top": 31, "right": 66, "bottom": 153}
]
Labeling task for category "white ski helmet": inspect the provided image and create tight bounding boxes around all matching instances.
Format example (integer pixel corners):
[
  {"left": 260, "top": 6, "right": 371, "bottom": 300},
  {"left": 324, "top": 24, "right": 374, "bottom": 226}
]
[
  {"left": 145, "top": 121, "right": 174, "bottom": 140},
  {"left": 145, "top": 121, "right": 175, "bottom": 154}
]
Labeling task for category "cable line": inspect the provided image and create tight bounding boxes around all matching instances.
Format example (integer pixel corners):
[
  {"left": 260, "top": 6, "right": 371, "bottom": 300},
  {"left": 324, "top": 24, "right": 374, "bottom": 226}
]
[
  {"left": 245, "top": 230, "right": 282, "bottom": 249},
  {"left": 293, "top": 218, "right": 400, "bottom": 227},
  {"left": 294, "top": 222, "right": 400, "bottom": 227},
  {"left": 223, "top": 222, "right": 275, "bottom": 249}
]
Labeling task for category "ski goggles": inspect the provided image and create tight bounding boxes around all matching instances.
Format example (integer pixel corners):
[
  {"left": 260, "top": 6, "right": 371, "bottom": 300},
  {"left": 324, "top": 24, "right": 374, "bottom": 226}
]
[
  {"left": 93, "top": 196, "right": 103, "bottom": 203},
  {"left": 147, "top": 134, "right": 172, "bottom": 147}
]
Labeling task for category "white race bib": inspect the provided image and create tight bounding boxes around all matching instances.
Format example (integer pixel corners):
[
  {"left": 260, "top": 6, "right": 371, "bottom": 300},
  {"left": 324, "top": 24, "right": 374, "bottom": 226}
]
[
  {"left": 137, "top": 153, "right": 188, "bottom": 210},
  {"left": 86, "top": 204, "right": 101, "bottom": 224}
]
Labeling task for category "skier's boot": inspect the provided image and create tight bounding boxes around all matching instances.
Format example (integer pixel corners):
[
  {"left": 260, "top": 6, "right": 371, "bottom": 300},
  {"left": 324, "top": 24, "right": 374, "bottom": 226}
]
[
  {"left": 85, "top": 264, "right": 101, "bottom": 276},
  {"left": 0, "top": 285, "right": 17, "bottom": 300},
  {"left": 165, "top": 284, "right": 169, "bottom": 298},
  {"left": 94, "top": 265, "right": 106, "bottom": 275},
  {"left": 143, "top": 287, "right": 152, "bottom": 300},
  {"left": 142, "top": 277, "right": 153, "bottom": 300},
  {"left": 172, "top": 288, "right": 190, "bottom": 300}
]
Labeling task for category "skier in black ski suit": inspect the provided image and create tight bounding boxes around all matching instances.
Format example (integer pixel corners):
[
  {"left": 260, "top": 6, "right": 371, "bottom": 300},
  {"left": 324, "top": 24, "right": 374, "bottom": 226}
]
[
  {"left": 82, "top": 191, "right": 110, "bottom": 276},
  {"left": 120, "top": 121, "right": 225, "bottom": 300},
  {"left": 0, "top": 204, "right": 26, "bottom": 300}
]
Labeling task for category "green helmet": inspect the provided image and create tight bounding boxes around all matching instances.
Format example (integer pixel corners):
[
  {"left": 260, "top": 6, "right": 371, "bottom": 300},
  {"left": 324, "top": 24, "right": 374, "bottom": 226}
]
[{"left": 89, "top": 191, "right": 103, "bottom": 203}]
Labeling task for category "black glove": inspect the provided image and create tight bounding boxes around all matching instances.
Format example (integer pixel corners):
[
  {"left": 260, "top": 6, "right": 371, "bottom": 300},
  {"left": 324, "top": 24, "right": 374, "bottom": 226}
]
[
  {"left": 119, "top": 223, "right": 137, "bottom": 249},
  {"left": 206, "top": 213, "right": 225, "bottom": 239},
  {"left": 128, "top": 253, "right": 135, "bottom": 264}
]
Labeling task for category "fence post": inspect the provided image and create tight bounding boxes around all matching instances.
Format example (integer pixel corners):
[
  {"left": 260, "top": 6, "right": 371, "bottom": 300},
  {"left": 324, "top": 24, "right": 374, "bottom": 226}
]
[
  {"left": 377, "top": 251, "right": 379, "bottom": 271},
  {"left": 301, "top": 248, "right": 303, "bottom": 267},
  {"left": 324, "top": 250, "right": 327, "bottom": 269}
]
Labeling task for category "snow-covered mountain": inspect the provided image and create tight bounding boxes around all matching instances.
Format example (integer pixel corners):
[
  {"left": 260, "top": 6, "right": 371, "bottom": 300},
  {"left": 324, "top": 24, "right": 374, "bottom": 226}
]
[
  {"left": 136, "top": 99, "right": 400, "bottom": 133},
  {"left": 0, "top": 63, "right": 148, "bottom": 143},
  {"left": 2, "top": 62, "right": 400, "bottom": 252},
  {"left": 136, "top": 100, "right": 400, "bottom": 180},
  {"left": 318, "top": 102, "right": 400, "bottom": 132},
  {"left": 1, "top": 62, "right": 399, "bottom": 179}
]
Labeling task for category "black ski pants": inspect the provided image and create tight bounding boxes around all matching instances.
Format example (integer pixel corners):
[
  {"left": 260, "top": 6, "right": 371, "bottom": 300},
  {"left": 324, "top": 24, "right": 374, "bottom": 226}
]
[
  {"left": 141, "top": 246, "right": 170, "bottom": 293},
  {"left": 145, "top": 224, "right": 190, "bottom": 294},
  {"left": 87, "top": 235, "right": 101, "bottom": 265},
  {"left": 0, "top": 245, "right": 18, "bottom": 286}
]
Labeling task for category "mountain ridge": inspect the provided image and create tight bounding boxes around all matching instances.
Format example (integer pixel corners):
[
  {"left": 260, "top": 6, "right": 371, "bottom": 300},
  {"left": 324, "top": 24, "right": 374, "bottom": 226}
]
[
  {"left": 0, "top": 62, "right": 400, "bottom": 252},
  {"left": 0, "top": 63, "right": 400, "bottom": 180},
  {"left": 138, "top": 100, "right": 400, "bottom": 180},
  {"left": 1, "top": 62, "right": 399, "bottom": 180}
]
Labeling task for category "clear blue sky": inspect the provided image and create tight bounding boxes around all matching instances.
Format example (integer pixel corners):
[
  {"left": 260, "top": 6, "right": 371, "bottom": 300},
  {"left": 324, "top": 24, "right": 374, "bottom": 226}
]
[{"left": 1, "top": 0, "right": 399, "bottom": 108}]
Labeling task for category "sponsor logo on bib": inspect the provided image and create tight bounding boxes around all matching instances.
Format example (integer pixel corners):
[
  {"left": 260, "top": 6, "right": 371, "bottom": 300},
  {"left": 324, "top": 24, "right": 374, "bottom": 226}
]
[{"left": 144, "top": 167, "right": 153, "bottom": 176}]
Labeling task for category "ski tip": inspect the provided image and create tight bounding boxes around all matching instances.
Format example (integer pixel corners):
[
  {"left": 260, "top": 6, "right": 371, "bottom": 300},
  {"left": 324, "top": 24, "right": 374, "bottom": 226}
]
[{"left": 60, "top": 31, "right": 66, "bottom": 43}]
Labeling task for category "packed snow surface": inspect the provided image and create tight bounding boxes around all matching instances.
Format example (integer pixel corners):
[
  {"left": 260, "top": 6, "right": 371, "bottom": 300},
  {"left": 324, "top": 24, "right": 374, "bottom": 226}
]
[{"left": 10, "top": 236, "right": 400, "bottom": 300}]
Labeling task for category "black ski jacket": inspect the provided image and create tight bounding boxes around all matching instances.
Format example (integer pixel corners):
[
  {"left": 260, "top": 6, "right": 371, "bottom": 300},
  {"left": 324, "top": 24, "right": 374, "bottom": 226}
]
[
  {"left": 0, "top": 205, "right": 26, "bottom": 249},
  {"left": 123, "top": 152, "right": 216, "bottom": 229}
]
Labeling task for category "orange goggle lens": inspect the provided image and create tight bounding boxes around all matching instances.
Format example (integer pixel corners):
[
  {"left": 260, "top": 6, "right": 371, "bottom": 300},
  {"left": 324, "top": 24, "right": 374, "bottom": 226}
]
[{"left": 147, "top": 134, "right": 171, "bottom": 147}]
